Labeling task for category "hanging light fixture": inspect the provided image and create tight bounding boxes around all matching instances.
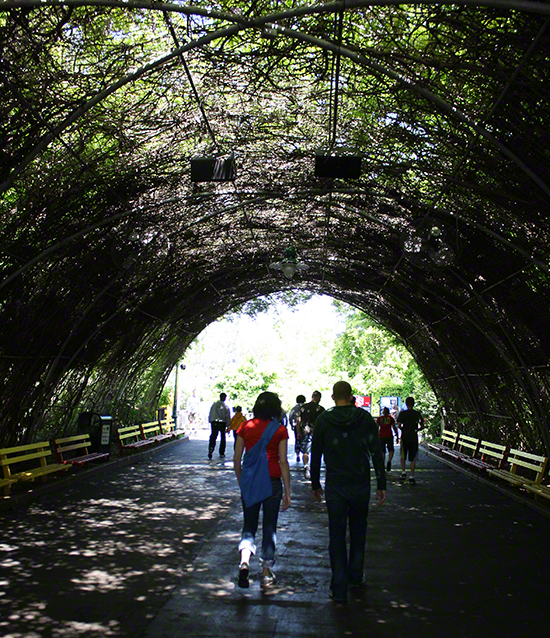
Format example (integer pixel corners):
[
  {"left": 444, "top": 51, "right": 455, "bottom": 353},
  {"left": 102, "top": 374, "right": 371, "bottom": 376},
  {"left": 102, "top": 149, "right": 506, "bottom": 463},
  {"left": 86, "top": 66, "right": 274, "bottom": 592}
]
[
  {"left": 270, "top": 246, "right": 309, "bottom": 279},
  {"left": 401, "top": 217, "right": 460, "bottom": 269}
]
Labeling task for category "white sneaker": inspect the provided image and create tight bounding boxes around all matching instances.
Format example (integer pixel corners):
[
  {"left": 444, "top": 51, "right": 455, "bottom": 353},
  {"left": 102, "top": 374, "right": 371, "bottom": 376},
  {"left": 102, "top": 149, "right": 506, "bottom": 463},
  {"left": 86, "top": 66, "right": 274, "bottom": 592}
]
[
  {"left": 261, "top": 570, "right": 276, "bottom": 586},
  {"left": 304, "top": 466, "right": 311, "bottom": 480}
]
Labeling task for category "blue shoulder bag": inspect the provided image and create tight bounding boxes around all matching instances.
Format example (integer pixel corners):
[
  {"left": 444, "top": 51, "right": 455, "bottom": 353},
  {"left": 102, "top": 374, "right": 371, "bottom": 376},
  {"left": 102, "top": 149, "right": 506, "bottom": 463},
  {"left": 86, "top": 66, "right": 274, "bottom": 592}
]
[{"left": 240, "top": 418, "right": 280, "bottom": 508}]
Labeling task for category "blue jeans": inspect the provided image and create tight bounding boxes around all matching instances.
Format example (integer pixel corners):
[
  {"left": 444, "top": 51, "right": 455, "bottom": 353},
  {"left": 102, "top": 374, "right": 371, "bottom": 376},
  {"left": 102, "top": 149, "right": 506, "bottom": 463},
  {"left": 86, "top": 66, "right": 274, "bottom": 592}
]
[
  {"left": 325, "top": 481, "right": 371, "bottom": 599},
  {"left": 239, "top": 478, "right": 282, "bottom": 567}
]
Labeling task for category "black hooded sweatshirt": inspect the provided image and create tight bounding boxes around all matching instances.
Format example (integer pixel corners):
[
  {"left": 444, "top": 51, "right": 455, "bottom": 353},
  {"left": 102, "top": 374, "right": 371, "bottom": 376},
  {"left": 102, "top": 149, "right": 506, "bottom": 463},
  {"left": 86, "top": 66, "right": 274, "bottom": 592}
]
[{"left": 310, "top": 405, "right": 386, "bottom": 492}]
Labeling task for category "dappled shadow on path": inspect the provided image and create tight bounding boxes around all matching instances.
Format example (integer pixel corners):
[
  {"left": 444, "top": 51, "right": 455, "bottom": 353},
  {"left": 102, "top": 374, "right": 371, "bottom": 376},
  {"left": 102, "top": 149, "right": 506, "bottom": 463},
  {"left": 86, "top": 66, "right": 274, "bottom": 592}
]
[
  {"left": 2, "top": 443, "right": 550, "bottom": 638},
  {"left": 0, "top": 441, "right": 238, "bottom": 637}
]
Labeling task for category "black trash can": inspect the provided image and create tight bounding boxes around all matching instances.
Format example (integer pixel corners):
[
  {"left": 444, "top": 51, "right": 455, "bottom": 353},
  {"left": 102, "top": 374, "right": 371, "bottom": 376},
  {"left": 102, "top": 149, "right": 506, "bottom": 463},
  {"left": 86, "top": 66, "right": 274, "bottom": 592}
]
[{"left": 78, "top": 412, "right": 112, "bottom": 453}]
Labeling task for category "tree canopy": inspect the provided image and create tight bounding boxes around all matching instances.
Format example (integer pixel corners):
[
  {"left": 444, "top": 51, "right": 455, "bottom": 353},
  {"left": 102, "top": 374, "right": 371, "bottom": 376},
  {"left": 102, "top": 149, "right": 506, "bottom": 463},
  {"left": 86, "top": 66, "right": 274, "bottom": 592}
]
[{"left": 1, "top": 2, "right": 550, "bottom": 454}]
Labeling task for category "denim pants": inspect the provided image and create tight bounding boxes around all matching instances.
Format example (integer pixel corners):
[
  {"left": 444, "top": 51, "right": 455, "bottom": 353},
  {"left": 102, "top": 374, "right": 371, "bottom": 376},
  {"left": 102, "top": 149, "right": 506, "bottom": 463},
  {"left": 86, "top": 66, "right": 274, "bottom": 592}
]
[
  {"left": 239, "top": 478, "right": 282, "bottom": 567},
  {"left": 325, "top": 481, "right": 371, "bottom": 599}
]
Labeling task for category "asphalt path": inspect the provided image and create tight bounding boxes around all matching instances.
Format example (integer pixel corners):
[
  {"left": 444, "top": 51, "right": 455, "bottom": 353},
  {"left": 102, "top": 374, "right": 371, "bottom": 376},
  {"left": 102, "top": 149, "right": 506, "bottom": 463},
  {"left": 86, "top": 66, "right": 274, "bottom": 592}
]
[{"left": 1, "top": 434, "right": 550, "bottom": 638}]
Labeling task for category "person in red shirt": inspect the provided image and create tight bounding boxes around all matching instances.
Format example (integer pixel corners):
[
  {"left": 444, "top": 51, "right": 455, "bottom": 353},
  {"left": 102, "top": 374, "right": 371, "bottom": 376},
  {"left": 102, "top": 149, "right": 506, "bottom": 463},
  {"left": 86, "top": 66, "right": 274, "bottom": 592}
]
[
  {"left": 234, "top": 392, "right": 291, "bottom": 588},
  {"left": 377, "top": 407, "right": 398, "bottom": 472}
]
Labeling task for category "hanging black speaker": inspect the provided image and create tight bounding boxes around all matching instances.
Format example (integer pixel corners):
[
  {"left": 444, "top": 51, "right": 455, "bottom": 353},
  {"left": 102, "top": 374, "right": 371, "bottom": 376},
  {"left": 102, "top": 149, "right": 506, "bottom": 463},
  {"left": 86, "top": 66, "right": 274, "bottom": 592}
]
[
  {"left": 191, "top": 157, "right": 235, "bottom": 182},
  {"left": 315, "top": 153, "right": 362, "bottom": 179}
]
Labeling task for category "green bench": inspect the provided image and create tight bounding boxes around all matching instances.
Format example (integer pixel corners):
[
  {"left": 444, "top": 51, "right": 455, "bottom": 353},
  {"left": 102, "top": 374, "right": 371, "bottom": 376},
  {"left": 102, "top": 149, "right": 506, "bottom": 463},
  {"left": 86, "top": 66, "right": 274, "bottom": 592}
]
[
  {"left": 523, "top": 482, "right": 550, "bottom": 502},
  {"left": 0, "top": 441, "right": 71, "bottom": 496}
]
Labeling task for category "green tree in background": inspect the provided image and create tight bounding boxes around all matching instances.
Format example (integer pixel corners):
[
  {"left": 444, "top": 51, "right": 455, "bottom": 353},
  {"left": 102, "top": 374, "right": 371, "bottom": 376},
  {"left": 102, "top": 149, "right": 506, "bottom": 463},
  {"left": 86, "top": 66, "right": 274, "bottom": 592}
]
[
  {"left": 331, "top": 303, "right": 439, "bottom": 434},
  {"left": 214, "top": 356, "right": 278, "bottom": 411},
  {"left": 171, "top": 295, "right": 439, "bottom": 435}
]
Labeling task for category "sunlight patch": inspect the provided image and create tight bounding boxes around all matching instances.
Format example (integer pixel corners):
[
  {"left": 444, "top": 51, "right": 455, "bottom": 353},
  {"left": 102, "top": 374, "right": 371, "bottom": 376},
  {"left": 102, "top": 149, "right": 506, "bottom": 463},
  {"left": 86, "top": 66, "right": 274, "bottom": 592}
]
[
  {"left": 53, "top": 619, "right": 121, "bottom": 636},
  {"left": 71, "top": 569, "right": 144, "bottom": 592}
]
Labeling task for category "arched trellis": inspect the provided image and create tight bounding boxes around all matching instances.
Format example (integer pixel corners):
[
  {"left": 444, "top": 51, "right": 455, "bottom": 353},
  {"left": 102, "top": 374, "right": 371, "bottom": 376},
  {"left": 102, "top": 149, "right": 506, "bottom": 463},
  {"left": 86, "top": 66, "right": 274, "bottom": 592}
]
[
  {"left": 1, "top": 1, "right": 550, "bottom": 454},
  {"left": 3, "top": 0, "right": 550, "bottom": 198}
]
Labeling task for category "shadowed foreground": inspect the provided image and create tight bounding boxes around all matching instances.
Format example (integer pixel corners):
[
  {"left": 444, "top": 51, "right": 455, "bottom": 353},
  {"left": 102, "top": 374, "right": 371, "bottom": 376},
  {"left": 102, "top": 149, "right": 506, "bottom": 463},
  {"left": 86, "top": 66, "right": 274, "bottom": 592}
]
[{"left": 1, "top": 437, "right": 549, "bottom": 637}]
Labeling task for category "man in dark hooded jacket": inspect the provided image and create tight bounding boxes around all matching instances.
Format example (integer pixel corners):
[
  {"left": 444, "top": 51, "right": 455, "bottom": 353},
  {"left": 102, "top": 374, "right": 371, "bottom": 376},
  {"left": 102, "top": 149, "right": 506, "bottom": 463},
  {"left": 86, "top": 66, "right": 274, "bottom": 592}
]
[{"left": 311, "top": 380, "right": 386, "bottom": 602}]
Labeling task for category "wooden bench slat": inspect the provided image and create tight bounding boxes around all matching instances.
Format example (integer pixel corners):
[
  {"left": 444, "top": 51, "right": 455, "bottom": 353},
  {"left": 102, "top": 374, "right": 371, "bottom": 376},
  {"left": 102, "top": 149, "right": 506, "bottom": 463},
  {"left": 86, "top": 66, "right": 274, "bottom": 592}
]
[
  {"left": 54, "top": 433, "right": 110, "bottom": 466},
  {"left": 67, "top": 452, "right": 110, "bottom": 466},
  {"left": 487, "top": 468, "right": 525, "bottom": 486},
  {"left": 117, "top": 424, "right": 157, "bottom": 455},
  {"left": 0, "top": 442, "right": 51, "bottom": 455},
  {"left": 427, "top": 430, "right": 459, "bottom": 454},
  {"left": 523, "top": 483, "right": 550, "bottom": 501},
  {"left": 487, "top": 448, "right": 548, "bottom": 488},
  {"left": 16, "top": 463, "right": 70, "bottom": 481},
  {"left": 0, "top": 449, "right": 51, "bottom": 466},
  {"left": 56, "top": 441, "right": 89, "bottom": 454},
  {"left": 0, "top": 441, "right": 72, "bottom": 494}
]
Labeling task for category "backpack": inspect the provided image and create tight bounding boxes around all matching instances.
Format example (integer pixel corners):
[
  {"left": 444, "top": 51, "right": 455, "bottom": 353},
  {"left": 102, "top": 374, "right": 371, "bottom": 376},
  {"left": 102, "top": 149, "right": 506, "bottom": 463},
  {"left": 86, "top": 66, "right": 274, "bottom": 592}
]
[{"left": 239, "top": 418, "right": 280, "bottom": 508}]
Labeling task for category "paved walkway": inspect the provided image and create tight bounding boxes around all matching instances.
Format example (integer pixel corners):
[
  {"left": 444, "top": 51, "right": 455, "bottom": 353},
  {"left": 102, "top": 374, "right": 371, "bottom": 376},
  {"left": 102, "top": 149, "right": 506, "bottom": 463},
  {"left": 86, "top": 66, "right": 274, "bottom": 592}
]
[{"left": 1, "top": 436, "right": 550, "bottom": 638}]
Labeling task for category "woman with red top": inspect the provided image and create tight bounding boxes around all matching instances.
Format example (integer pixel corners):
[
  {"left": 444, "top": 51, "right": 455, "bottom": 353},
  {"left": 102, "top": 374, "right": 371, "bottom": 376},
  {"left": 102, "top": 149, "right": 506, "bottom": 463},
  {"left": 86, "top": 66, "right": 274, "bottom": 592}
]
[
  {"left": 234, "top": 391, "right": 291, "bottom": 588},
  {"left": 377, "top": 406, "right": 399, "bottom": 472}
]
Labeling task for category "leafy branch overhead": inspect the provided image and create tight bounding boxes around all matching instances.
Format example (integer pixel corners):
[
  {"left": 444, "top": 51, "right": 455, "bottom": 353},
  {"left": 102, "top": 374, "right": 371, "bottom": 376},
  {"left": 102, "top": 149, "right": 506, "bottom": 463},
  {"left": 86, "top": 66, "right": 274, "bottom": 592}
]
[{"left": 1, "top": 2, "right": 549, "bottom": 454}]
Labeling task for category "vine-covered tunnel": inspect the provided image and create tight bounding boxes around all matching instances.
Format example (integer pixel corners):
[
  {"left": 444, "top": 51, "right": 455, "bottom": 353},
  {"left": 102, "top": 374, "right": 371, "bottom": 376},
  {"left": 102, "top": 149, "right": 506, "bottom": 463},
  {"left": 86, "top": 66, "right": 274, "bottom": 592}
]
[{"left": 2, "top": 1, "right": 550, "bottom": 453}]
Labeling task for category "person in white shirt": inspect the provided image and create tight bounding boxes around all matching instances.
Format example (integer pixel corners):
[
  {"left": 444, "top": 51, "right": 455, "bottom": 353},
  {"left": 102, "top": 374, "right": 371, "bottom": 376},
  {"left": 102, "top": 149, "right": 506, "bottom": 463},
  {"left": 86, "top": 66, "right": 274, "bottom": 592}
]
[{"left": 208, "top": 392, "right": 231, "bottom": 459}]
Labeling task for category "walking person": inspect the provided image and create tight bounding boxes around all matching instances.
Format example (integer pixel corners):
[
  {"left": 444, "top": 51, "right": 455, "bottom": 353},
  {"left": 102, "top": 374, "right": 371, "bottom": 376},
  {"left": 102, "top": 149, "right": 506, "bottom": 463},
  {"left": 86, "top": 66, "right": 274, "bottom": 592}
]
[
  {"left": 311, "top": 381, "right": 386, "bottom": 603},
  {"left": 288, "top": 394, "right": 306, "bottom": 463},
  {"left": 208, "top": 392, "right": 231, "bottom": 459},
  {"left": 297, "top": 390, "right": 325, "bottom": 479},
  {"left": 397, "top": 396, "right": 425, "bottom": 484},
  {"left": 234, "top": 391, "right": 291, "bottom": 588},
  {"left": 186, "top": 389, "right": 200, "bottom": 428},
  {"left": 377, "top": 406, "right": 399, "bottom": 472},
  {"left": 229, "top": 405, "right": 246, "bottom": 449}
]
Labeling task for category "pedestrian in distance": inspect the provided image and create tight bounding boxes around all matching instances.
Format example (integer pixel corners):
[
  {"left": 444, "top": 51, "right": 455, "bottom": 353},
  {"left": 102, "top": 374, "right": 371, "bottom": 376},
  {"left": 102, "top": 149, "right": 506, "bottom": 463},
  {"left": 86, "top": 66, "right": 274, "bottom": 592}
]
[
  {"left": 311, "top": 381, "right": 386, "bottom": 603},
  {"left": 208, "top": 392, "right": 231, "bottom": 459},
  {"left": 377, "top": 406, "right": 399, "bottom": 472},
  {"left": 186, "top": 389, "right": 200, "bottom": 427},
  {"left": 288, "top": 394, "right": 306, "bottom": 463},
  {"left": 229, "top": 405, "right": 246, "bottom": 449},
  {"left": 296, "top": 390, "right": 325, "bottom": 479},
  {"left": 234, "top": 391, "right": 291, "bottom": 588},
  {"left": 397, "top": 396, "right": 425, "bottom": 484}
]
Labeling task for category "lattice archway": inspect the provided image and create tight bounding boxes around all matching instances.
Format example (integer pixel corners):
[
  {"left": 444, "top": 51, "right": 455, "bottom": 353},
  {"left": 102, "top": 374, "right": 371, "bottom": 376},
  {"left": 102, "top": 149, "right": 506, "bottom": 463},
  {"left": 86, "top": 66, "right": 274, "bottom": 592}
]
[{"left": 1, "top": 1, "right": 550, "bottom": 453}]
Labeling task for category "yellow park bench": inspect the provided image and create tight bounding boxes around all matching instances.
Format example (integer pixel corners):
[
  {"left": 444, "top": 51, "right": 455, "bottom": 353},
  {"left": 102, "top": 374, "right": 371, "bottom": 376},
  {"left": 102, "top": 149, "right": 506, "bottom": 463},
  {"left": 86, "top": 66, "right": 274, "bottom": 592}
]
[
  {"left": 140, "top": 421, "right": 173, "bottom": 444},
  {"left": 442, "top": 433, "right": 480, "bottom": 463},
  {"left": 487, "top": 448, "right": 548, "bottom": 489},
  {"left": 54, "top": 433, "right": 110, "bottom": 466},
  {"left": 461, "top": 440, "right": 509, "bottom": 472},
  {"left": 159, "top": 417, "right": 176, "bottom": 436},
  {"left": 523, "top": 482, "right": 550, "bottom": 503},
  {"left": 117, "top": 424, "right": 156, "bottom": 455},
  {"left": 426, "top": 429, "right": 459, "bottom": 454},
  {"left": 0, "top": 441, "right": 71, "bottom": 496}
]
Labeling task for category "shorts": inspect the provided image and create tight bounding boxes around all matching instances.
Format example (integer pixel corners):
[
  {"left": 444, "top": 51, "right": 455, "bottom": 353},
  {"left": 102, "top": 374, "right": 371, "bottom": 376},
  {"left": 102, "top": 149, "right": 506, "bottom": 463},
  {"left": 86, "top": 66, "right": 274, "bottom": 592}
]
[
  {"left": 401, "top": 440, "right": 419, "bottom": 462},
  {"left": 379, "top": 436, "right": 394, "bottom": 454},
  {"left": 301, "top": 433, "right": 313, "bottom": 455}
]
